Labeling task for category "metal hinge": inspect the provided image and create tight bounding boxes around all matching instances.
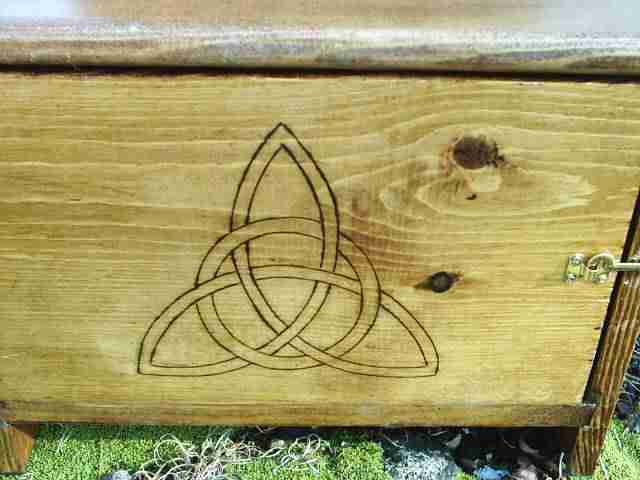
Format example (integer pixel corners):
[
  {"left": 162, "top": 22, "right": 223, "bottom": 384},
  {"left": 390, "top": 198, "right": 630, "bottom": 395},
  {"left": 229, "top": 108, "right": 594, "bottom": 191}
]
[{"left": 565, "top": 252, "right": 640, "bottom": 283}]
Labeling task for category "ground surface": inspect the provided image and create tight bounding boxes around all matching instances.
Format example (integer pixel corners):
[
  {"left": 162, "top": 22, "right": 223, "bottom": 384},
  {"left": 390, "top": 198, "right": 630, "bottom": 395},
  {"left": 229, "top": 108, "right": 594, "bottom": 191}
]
[{"left": 4, "top": 421, "right": 640, "bottom": 480}]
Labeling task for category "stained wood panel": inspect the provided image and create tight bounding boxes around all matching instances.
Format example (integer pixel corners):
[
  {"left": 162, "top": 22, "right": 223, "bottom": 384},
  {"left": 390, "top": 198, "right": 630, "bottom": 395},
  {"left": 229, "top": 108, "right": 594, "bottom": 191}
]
[
  {"left": 0, "top": 73, "right": 638, "bottom": 425},
  {"left": 0, "top": 400, "right": 595, "bottom": 428}
]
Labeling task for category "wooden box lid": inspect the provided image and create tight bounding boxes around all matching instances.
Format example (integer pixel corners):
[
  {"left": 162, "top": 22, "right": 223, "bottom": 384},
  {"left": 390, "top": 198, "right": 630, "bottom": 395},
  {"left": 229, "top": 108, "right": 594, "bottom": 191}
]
[{"left": 1, "top": 0, "right": 639, "bottom": 75}]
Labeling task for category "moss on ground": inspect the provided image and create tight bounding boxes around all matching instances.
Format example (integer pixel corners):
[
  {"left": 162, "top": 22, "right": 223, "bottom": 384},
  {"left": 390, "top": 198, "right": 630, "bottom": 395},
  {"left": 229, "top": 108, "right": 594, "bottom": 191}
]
[
  {"left": 334, "top": 442, "right": 389, "bottom": 480},
  {"left": 5, "top": 421, "right": 639, "bottom": 479},
  {"left": 228, "top": 458, "right": 336, "bottom": 480},
  {"left": 9, "top": 424, "right": 221, "bottom": 480}
]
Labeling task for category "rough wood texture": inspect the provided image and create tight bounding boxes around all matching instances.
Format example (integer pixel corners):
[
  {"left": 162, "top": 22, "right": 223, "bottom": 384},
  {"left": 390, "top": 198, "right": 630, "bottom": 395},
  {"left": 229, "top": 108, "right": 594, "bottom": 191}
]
[
  {"left": 0, "top": 400, "right": 595, "bottom": 428},
  {"left": 1, "top": 1, "right": 640, "bottom": 74},
  {"left": 0, "top": 73, "right": 638, "bottom": 427},
  {"left": 0, "top": 423, "right": 38, "bottom": 474},
  {"left": 570, "top": 196, "right": 640, "bottom": 475}
]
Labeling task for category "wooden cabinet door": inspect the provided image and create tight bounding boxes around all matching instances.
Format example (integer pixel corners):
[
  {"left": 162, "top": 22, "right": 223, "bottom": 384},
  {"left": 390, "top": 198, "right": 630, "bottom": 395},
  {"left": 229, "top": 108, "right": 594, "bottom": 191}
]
[{"left": 0, "top": 74, "right": 638, "bottom": 427}]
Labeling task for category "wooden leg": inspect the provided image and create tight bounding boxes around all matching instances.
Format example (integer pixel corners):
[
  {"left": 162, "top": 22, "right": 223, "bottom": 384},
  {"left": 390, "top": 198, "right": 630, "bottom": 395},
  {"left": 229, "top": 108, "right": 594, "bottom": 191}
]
[
  {"left": 570, "top": 426, "right": 607, "bottom": 475},
  {"left": 567, "top": 195, "right": 640, "bottom": 475},
  {"left": 0, "top": 422, "right": 39, "bottom": 474}
]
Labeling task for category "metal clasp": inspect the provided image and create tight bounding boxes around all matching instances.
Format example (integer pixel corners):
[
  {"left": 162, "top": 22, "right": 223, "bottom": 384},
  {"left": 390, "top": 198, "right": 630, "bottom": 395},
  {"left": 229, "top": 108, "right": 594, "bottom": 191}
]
[{"left": 565, "top": 252, "right": 640, "bottom": 284}]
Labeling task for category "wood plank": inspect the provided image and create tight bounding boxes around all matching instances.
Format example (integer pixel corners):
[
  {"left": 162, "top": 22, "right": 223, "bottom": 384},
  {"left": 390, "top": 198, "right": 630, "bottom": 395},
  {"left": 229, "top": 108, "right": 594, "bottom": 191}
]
[
  {"left": 0, "top": 400, "right": 596, "bottom": 428},
  {"left": 569, "top": 195, "right": 640, "bottom": 475},
  {"left": 0, "top": 423, "right": 38, "bottom": 474},
  {"left": 0, "top": 1, "right": 640, "bottom": 74},
  {"left": 0, "top": 73, "right": 638, "bottom": 426}
]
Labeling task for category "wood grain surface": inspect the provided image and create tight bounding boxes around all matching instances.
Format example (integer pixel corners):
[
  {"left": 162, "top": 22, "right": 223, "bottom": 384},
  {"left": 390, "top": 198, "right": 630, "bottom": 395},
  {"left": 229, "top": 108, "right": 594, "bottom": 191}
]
[
  {"left": 0, "top": 423, "right": 38, "bottom": 474},
  {"left": 0, "top": 1, "right": 639, "bottom": 74},
  {"left": 0, "top": 400, "right": 596, "bottom": 428},
  {"left": 569, "top": 195, "right": 640, "bottom": 474},
  {"left": 0, "top": 73, "right": 638, "bottom": 427}
]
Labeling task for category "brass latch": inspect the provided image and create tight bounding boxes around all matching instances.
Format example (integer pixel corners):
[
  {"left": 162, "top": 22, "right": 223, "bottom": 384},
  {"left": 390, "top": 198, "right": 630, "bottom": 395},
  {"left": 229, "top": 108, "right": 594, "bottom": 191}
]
[{"left": 565, "top": 252, "right": 640, "bottom": 283}]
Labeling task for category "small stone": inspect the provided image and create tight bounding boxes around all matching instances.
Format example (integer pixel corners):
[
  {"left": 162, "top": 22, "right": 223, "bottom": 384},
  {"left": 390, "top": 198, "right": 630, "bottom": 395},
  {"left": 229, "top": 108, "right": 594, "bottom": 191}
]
[
  {"left": 385, "top": 447, "right": 460, "bottom": 480},
  {"left": 100, "top": 471, "right": 131, "bottom": 480},
  {"left": 270, "top": 438, "right": 287, "bottom": 450},
  {"left": 443, "top": 433, "right": 462, "bottom": 450},
  {"left": 511, "top": 465, "right": 540, "bottom": 480}
]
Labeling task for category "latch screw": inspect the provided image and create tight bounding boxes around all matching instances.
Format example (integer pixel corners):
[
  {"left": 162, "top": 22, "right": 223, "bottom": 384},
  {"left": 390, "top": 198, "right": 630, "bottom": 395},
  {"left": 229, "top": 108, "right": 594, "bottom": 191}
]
[
  {"left": 565, "top": 253, "right": 586, "bottom": 283},
  {"left": 570, "top": 255, "right": 585, "bottom": 265}
]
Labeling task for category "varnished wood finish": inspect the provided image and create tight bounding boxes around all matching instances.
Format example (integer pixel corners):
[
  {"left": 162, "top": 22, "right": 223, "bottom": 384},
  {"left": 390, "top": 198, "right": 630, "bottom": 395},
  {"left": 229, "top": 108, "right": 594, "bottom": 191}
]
[
  {"left": 0, "top": 1, "right": 640, "bottom": 74},
  {"left": 569, "top": 196, "right": 640, "bottom": 475},
  {"left": 0, "top": 400, "right": 596, "bottom": 428},
  {"left": 0, "top": 73, "right": 638, "bottom": 429},
  {"left": 0, "top": 423, "right": 38, "bottom": 474}
]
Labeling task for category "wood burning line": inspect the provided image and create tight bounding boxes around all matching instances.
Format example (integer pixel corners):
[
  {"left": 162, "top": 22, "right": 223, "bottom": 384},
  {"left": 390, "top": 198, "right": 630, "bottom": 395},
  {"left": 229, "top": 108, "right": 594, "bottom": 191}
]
[{"left": 138, "top": 123, "right": 439, "bottom": 378}]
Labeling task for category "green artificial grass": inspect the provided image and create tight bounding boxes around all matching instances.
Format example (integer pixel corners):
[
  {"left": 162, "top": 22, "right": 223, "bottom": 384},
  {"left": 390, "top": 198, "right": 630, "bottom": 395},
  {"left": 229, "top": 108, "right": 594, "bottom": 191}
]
[{"left": 5, "top": 421, "right": 640, "bottom": 479}]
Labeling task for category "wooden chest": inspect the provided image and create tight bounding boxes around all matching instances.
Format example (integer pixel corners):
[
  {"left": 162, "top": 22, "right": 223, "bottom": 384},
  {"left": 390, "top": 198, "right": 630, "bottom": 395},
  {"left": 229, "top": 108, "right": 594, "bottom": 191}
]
[{"left": 1, "top": 1, "right": 640, "bottom": 475}]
